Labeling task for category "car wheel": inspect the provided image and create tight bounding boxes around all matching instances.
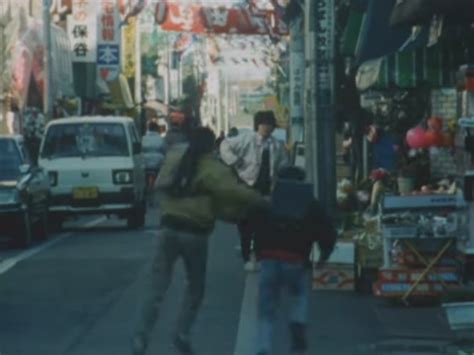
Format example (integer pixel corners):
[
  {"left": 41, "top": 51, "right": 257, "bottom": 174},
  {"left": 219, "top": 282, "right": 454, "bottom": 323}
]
[
  {"left": 127, "top": 201, "right": 146, "bottom": 229},
  {"left": 36, "top": 211, "right": 49, "bottom": 241},
  {"left": 15, "top": 211, "right": 33, "bottom": 248},
  {"left": 49, "top": 215, "right": 63, "bottom": 233}
]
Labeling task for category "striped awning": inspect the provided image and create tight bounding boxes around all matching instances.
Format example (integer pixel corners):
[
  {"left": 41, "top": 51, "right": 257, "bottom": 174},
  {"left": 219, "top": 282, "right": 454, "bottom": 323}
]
[{"left": 355, "top": 43, "right": 460, "bottom": 91}]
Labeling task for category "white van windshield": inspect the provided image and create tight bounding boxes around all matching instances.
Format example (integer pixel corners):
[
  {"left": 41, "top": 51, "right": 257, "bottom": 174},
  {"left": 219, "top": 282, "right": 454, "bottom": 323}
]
[
  {"left": 0, "top": 138, "right": 22, "bottom": 181},
  {"left": 41, "top": 123, "right": 129, "bottom": 159}
]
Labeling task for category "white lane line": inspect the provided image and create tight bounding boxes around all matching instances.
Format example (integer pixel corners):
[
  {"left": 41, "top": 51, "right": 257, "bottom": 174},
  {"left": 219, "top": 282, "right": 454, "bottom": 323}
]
[
  {"left": 233, "top": 273, "right": 259, "bottom": 355},
  {"left": 0, "top": 216, "right": 106, "bottom": 275}
]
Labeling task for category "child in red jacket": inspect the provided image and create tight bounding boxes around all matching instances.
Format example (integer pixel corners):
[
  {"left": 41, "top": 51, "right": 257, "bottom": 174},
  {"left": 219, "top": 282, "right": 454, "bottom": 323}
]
[{"left": 250, "top": 166, "right": 337, "bottom": 355}]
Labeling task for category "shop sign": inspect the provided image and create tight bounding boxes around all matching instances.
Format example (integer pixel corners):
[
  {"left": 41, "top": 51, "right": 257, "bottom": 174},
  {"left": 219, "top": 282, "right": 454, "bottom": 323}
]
[
  {"left": 97, "top": 0, "right": 121, "bottom": 82},
  {"left": 290, "top": 51, "right": 304, "bottom": 119},
  {"left": 122, "top": 17, "right": 137, "bottom": 78},
  {"left": 313, "top": 0, "right": 335, "bottom": 110},
  {"left": 155, "top": 2, "right": 288, "bottom": 36},
  {"left": 67, "top": 0, "right": 97, "bottom": 63}
]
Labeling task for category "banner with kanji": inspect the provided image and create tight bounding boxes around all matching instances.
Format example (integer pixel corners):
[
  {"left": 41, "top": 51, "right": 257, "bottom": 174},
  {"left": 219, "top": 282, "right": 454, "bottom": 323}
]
[
  {"left": 97, "top": 0, "right": 121, "bottom": 82},
  {"left": 155, "top": 1, "right": 288, "bottom": 36},
  {"left": 67, "top": 0, "right": 97, "bottom": 63}
]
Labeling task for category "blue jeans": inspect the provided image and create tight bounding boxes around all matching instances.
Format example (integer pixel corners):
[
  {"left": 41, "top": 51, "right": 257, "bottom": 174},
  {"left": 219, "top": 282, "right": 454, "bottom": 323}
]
[{"left": 256, "top": 259, "right": 310, "bottom": 354}]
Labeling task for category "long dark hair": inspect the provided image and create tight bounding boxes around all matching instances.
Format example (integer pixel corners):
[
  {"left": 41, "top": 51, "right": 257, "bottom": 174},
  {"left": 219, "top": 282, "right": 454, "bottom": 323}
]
[{"left": 170, "top": 127, "right": 216, "bottom": 195}]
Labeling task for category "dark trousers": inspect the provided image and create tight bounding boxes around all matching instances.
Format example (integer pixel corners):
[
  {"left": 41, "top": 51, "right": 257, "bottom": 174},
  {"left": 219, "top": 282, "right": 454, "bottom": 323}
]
[{"left": 237, "top": 217, "right": 254, "bottom": 262}]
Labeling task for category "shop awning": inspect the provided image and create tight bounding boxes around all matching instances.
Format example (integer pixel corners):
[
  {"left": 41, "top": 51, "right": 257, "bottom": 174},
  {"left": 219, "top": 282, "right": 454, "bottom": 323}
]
[
  {"left": 356, "top": 44, "right": 460, "bottom": 91},
  {"left": 340, "top": 9, "right": 366, "bottom": 57},
  {"left": 355, "top": 0, "right": 411, "bottom": 63},
  {"left": 389, "top": 0, "right": 474, "bottom": 27}
]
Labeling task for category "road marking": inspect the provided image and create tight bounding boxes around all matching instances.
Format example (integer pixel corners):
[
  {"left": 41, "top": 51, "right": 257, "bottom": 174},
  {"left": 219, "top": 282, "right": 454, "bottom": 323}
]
[
  {"left": 233, "top": 273, "right": 259, "bottom": 355},
  {"left": 0, "top": 216, "right": 106, "bottom": 275}
]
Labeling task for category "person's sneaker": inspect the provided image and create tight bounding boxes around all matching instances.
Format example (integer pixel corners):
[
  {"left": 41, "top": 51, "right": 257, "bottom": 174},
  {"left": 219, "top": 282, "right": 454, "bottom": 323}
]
[
  {"left": 290, "top": 322, "right": 307, "bottom": 353},
  {"left": 173, "top": 334, "right": 194, "bottom": 354}
]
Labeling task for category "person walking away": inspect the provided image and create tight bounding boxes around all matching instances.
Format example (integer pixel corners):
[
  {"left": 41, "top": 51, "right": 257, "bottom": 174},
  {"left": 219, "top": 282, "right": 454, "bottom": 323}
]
[
  {"left": 131, "top": 127, "right": 267, "bottom": 355},
  {"left": 220, "top": 110, "right": 288, "bottom": 271},
  {"left": 141, "top": 121, "right": 165, "bottom": 206},
  {"left": 250, "top": 166, "right": 337, "bottom": 355}
]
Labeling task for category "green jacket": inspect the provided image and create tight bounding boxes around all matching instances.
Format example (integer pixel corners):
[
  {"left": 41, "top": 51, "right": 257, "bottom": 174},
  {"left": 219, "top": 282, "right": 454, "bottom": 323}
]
[{"left": 160, "top": 154, "right": 265, "bottom": 232}]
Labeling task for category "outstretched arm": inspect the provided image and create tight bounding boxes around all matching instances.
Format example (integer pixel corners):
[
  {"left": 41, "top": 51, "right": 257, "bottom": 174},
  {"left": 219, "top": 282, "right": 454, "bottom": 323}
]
[
  {"left": 219, "top": 135, "right": 246, "bottom": 166},
  {"left": 201, "top": 160, "right": 267, "bottom": 222}
]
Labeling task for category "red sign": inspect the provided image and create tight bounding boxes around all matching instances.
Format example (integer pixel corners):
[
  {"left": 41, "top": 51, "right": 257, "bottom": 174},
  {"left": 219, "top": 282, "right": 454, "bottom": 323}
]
[{"left": 155, "top": 1, "right": 288, "bottom": 36}]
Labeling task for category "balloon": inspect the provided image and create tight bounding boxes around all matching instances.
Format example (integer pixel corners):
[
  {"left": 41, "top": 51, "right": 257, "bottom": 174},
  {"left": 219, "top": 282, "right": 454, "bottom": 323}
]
[
  {"left": 424, "top": 130, "right": 436, "bottom": 146},
  {"left": 406, "top": 126, "right": 428, "bottom": 149},
  {"left": 427, "top": 117, "right": 443, "bottom": 132}
]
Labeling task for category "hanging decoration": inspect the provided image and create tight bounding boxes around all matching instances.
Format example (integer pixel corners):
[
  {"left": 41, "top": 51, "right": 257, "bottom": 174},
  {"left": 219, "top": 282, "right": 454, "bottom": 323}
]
[{"left": 154, "top": 0, "right": 288, "bottom": 36}]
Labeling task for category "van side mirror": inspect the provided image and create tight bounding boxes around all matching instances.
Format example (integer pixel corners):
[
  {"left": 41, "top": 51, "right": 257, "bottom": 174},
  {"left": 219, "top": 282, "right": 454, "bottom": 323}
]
[
  {"left": 133, "top": 142, "right": 142, "bottom": 155},
  {"left": 19, "top": 164, "right": 31, "bottom": 175}
]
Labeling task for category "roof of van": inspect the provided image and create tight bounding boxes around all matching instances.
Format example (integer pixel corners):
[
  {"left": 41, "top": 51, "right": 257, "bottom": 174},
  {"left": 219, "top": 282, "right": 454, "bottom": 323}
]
[
  {"left": 0, "top": 134, "right": 23, "bottom": 141},
  {"left": 46, "top": 116, "right": 134, "bottom": 126}
]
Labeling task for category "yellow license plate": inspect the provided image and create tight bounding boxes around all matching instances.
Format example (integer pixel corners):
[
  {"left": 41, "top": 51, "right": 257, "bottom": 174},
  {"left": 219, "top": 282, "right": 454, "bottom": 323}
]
[{"left": 73, "top": 187, "right": 98, "bottom": 200}]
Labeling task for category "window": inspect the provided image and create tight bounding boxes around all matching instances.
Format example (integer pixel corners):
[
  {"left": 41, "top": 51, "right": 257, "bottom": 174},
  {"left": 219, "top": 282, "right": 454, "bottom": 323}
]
[
  {"left": 0, "top": 139, "right": 22, "bottom": 181},
  {"left": 41, "top": 123, "right": 130, "bottom": 159}
]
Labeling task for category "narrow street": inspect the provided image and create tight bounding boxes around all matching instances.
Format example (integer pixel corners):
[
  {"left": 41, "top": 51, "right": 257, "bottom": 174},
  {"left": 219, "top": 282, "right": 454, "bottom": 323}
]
[{"left": 0, "top": 206, "right": 464, "bottom": 355}]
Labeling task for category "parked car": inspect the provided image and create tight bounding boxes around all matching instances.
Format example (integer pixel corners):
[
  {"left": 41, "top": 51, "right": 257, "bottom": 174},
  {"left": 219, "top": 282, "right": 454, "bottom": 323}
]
[
  {"left": 38, "top": 116, "right": 147, "bottom": 229},
  {"left": 0, "top": 135, "right": 50, "bottom": 247}
]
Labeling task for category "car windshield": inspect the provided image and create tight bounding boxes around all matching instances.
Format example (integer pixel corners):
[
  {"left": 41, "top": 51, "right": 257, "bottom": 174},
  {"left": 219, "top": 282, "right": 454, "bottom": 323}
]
[
  {"left": 0, "top": 138, "right": 22, "bottom": 181},
  {"left": 41, "top": 122, "right": 129, "bottom": 159}
]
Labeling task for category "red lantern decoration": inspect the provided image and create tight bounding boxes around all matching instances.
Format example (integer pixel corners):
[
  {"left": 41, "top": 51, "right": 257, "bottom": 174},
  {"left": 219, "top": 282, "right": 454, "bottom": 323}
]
[
  {"left": 424, "top": 130, "right": 436, "bottom": 146},
  {"left": 406, "top": 126, "right": 428, "bottom": 149},
  {"left": 427, "top": 117, "right": 443, "bottom": 132}
]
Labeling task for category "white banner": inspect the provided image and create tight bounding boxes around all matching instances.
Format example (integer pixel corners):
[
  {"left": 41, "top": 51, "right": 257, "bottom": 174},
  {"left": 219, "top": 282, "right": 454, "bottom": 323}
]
[
  {"left": 97, "top": 0, "right": 121, "bottom": 82},
  {"left": 67, "top": 0, "right": 97, "bottom": 63},
  {"left": 290, "top": 51, "right": 304, "bottom": 119}
]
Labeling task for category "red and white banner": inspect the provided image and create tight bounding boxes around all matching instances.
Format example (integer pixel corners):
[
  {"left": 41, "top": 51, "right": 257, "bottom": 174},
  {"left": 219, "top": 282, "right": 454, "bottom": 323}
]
[{"left": 155, "top": 1, "right": 288, "bottom": 36}]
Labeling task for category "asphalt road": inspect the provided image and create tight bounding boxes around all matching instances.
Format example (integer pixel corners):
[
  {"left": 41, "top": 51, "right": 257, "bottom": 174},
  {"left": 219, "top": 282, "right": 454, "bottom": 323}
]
[{"left": 0, "top": 206, "right": 470, "bottom": 355}]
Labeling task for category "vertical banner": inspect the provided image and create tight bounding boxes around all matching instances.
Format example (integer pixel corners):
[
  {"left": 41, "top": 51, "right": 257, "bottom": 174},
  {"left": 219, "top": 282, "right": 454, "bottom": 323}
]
[
  {"left": 314, "top": 0, "right": 334, "bottom": 112},
  {"left": 122, "top": 16, "right": 137, "bottom": 78},
  {"left": 314, "top": 0, "right": 336, "bottom": 212},
  {"left": 97, "top": 0, "right": 121, "bottom": 82},
  {"left": 67, "top": 0, "right": 97, "bottom": 63},
  {"left": 290, "top": 51, "right": 304, "bottom": 119}
]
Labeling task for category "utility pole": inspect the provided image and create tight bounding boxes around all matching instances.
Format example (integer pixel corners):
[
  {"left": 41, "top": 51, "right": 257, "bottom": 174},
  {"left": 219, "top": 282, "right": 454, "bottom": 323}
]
[
  {"left": 304, "top": 0, "right": 336, "bottom": 213},
  {"left": 43, "top": 0, "right": 53, "bottom": 121},
  {"left": 224, "top": 70, "right": 229, "bottom": 133}
]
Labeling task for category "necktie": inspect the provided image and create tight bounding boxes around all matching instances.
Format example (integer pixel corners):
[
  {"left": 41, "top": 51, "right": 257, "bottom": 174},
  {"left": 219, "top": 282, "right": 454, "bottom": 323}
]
[{"left": 256, "top": 145, "right": 271, "bottom": 195}]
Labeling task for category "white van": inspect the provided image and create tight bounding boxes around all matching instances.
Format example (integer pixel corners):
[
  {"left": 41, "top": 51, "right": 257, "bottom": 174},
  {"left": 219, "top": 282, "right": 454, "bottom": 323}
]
[{"left": 38, "top": 116, "right": 146, "bottom": 229}]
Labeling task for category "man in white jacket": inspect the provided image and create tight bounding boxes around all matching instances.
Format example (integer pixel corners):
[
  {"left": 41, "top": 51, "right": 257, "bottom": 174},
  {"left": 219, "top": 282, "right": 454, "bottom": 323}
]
[{"left": 220, "top": 111, "right": 288, "bottom": 271}]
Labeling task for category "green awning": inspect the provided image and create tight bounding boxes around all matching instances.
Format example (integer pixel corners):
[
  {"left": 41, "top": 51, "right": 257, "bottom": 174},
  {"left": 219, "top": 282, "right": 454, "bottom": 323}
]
[
  {"left": 355, "top": 44, "right": 460, "bottom": 91},
  {"left": 340, "top": 10, "right": 366, "bottom": 57}
]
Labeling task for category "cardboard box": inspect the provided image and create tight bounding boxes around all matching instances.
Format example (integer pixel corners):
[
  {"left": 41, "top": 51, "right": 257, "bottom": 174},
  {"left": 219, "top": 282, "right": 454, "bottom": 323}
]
[
  {"left": 311, "top": 241, "right": 355, "bottom": 264},
  {"left": 312, "top": 241, "right": 355, "bottom": 291}
]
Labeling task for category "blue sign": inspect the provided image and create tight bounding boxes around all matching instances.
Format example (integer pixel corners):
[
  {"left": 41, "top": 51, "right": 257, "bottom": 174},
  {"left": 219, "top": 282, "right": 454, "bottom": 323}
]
[{"left": 97, "top": 44, "right": 120, "bottom": 66}]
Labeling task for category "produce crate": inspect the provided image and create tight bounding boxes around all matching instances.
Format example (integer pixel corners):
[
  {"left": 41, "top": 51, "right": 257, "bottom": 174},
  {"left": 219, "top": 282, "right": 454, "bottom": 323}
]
[{"left": 312, "top": 263, "right": 354, "bottom": 291}]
